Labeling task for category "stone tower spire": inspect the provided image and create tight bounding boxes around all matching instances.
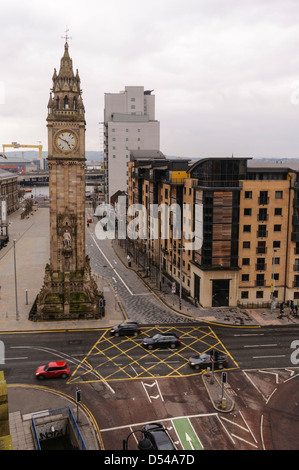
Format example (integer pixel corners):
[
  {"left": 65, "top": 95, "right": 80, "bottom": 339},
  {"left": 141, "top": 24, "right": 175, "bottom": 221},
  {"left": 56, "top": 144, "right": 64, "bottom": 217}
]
[
  {"left": 33, "top": 40, "right": 102, "bottom": 321},
  {"left": 48, "top": 41, "right": 84, "bottom": 118}
]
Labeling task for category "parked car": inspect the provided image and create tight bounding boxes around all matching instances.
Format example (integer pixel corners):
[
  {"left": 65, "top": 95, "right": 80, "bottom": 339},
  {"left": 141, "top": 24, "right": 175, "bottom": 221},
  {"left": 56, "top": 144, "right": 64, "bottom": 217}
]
[
  {"left": 142, "top": 423, "right": 175, "bottom": 450},
  {"left": 110, "top": 321, "right": 141, "bottom": 337},
  {"left": 188, "top": 350, "right": 228, "bottom": 370},
  {"left": 87, "top": 218, "right": 92, "bottom": 223},
  {"left": 35, "top": 361, "right": 70, "bottom": 380},
  {"left": 142, "top": 333, "right": 181, "bottom": 350}
]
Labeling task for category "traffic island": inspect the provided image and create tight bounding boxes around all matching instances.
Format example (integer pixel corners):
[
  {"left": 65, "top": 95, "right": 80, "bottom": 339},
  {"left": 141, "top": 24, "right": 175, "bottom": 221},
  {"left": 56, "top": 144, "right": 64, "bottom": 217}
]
[{"left": 202, "top": 370, "right": 234, "bottom": 413}]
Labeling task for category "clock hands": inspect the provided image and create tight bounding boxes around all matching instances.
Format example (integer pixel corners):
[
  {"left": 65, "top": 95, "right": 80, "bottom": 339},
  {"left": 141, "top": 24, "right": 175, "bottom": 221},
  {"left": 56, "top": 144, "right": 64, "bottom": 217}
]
[{"left": 58, "top": 137, "right": 73, "bottom": 149}]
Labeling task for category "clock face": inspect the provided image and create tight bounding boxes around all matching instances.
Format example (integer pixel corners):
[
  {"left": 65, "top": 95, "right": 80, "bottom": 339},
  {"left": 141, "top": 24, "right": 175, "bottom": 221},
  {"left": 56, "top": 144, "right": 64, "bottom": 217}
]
[{"left": 56, "top": 131, "right": 77, "bottom": 152}]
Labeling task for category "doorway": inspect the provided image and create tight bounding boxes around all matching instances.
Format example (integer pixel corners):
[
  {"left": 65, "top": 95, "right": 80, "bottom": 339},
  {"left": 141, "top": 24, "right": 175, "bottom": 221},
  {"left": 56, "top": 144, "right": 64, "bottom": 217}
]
[
  {"left": 194, "top": 274, "right": 200, "bottom": 305},
  {"left": 212, "top": 279, "right": 229, "bottom": 307}
]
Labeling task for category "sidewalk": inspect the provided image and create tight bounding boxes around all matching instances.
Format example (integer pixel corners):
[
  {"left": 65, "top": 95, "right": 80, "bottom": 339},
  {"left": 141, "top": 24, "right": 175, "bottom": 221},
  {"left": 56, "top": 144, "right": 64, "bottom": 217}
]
[{"left": 111, "top": 240, "right": 299, "bottom": 328}]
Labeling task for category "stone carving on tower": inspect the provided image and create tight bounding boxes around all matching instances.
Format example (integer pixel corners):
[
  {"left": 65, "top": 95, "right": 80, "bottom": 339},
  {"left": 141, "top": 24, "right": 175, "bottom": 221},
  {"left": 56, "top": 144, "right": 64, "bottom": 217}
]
[{"left": 33, "top": 37, "right": 103, "bottom": 320}]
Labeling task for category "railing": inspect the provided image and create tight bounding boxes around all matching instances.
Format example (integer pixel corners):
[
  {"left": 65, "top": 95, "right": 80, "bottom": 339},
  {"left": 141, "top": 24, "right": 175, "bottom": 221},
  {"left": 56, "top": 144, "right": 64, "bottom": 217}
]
[
  {"left": 255, "top": 263, "right": 267, "bottom": 271},
  {"left": 257, "top": 230, "right": 268, "bottom": 238},
  {"left": 31, "top": 406, "right": 87, "bottom": 450}
]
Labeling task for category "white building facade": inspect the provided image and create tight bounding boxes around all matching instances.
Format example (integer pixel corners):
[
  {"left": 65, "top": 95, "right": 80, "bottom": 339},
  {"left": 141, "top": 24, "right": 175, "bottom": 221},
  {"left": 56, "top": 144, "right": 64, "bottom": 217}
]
[{"left": 103, "top": 86, "right": 160, "bottom": 202}]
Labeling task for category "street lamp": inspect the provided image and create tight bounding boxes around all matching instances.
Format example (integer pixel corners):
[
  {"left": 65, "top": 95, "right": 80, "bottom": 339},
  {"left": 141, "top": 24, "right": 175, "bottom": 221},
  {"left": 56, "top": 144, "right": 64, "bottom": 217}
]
[
  {"left": 123, "top": 429, "right": 153, "bottom": 450},
  {"left": 13, "top": 239, "right": 19, "bottom": 321},
  {"left": 169, "top": 246, "right": 183, "bottom": 310},
  {"left": 271, "top": 249, "right": 277, "bottom": 313}
]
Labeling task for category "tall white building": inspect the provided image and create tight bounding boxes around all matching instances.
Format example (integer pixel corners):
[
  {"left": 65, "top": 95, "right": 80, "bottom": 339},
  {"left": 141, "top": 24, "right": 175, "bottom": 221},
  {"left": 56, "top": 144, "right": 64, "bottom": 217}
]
[{"left": 103, "top": 86, "right": 160, "bottom": 202}]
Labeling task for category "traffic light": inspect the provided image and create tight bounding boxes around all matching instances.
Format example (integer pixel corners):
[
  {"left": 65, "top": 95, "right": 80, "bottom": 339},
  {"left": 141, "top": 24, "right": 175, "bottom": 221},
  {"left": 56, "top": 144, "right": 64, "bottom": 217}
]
[
  {"left": 222, "top": 372, "right": 227, "bottom": 384},
  {"left": 76, "top": 389, "right": 81, "bottom": 403}
]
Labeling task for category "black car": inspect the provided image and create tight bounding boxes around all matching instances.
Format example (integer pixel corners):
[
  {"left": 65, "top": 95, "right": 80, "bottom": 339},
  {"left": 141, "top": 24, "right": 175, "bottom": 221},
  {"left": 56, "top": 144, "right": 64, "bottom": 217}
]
[
  {"left": 142, "top": 423, "right": 175, "bottom": 450},
  {"left": 188, "top": 349, "right": 228, "bottom": 370},
  {"left": 110, "top": 321, "right": 141, "bottom": 337},
  {"left": 142, "top": 333, "right": 181, "bottom": 350}
]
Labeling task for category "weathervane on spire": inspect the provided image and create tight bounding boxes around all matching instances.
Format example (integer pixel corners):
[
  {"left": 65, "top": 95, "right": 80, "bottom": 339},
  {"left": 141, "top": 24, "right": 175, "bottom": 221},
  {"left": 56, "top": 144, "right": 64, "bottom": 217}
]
[{"left": 61, "top": 28, "right": 72, "bottom": 45}]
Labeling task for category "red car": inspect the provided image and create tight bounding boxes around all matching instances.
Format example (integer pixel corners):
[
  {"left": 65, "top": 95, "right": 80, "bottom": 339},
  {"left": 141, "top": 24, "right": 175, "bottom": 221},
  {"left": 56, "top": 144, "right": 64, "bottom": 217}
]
[
  {"left": 35, "top": 361, "right": 70, "bottom": 380},
  {"left": 87, "top": 218, "right": 92, "bottom": 223}
]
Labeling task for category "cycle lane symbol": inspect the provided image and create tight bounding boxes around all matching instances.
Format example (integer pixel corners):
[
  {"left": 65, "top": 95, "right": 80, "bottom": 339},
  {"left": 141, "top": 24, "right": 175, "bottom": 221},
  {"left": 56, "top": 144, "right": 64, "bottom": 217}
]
[{"left": 173, "top": 417, "right": 203, "bottom": 450}]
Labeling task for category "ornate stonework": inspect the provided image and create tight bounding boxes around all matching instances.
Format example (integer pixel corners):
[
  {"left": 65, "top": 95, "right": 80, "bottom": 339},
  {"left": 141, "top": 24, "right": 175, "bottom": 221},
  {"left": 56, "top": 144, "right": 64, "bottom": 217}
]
[{"left": 33, "top": 40, "right": 103, "bottom": 321}]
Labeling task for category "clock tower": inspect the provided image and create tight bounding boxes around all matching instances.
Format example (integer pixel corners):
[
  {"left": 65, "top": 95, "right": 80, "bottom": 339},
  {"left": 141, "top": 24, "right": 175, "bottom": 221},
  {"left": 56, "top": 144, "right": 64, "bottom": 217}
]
[{"left": 35, "top": 39, "right": 101, "bottom": 320}]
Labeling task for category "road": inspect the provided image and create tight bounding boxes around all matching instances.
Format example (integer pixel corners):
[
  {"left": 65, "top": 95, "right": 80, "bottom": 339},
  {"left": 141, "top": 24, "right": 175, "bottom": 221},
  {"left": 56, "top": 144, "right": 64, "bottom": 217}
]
[
  {"left": 1, "top": 226, "right": 299, "bottom": 450},
  {"left": 213, "top": 325, "right": 299, "bottom": 370},
  {"left": 86, "top": 235, "right": 194, "bottom": 324},
  {"left": 2, "top": 325, "right": 299, "bottom": 384},
  {"left": 1, "top": 323, "right": 299, "bottom": 450}
]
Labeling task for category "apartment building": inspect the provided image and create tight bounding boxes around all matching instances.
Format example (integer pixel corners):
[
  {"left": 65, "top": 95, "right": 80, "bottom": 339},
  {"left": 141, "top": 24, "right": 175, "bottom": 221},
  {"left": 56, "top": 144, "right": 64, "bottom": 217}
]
[
  {"left": 103, "top": 86, "right": 160, "bottom": 203},
  {"left": 127, "top": 155, "right": 299, "bottom": 309}
]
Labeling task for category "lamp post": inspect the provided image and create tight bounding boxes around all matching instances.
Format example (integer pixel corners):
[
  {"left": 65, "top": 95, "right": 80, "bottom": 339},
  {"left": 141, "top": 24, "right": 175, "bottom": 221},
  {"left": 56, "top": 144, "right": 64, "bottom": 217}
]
[
  {"left": 123, "top": 429, "right": 153, "bottom": 450},
  {"left": 13, "top": 239, "right": 19, "bottom": 321},
  {"left": 169, "top": 246, "right": 183, "bottom": 310},
  {"left": 271, "top": 249, "right": 277, "bottom": 313}
]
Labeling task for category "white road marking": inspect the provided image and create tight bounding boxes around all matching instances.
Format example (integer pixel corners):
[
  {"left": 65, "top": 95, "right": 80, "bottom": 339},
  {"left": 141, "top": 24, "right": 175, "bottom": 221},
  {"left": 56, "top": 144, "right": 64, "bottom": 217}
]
[
  {"left": 252, "top": 355, "right": 286, "bottom": 359},
  {"left": 11, "top": 345, "right": 116, "bottom": 394}
]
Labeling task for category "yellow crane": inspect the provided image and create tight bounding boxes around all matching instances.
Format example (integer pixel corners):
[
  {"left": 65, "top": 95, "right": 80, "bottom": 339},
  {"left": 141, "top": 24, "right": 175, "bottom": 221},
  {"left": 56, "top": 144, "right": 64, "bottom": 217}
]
[{"left": 2, "top": 142, "right": 43, "bottom": 159}]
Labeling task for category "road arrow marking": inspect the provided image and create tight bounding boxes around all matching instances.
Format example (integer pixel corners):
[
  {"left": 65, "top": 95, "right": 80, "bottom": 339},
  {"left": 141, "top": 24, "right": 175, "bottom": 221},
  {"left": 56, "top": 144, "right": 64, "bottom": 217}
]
[{"left": 186, "top": 432, "right": 194, "bottom": 450}]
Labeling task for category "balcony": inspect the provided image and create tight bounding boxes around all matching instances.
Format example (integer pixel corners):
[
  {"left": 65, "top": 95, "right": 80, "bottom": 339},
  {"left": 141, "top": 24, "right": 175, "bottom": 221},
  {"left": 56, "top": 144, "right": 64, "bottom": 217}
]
[
  {"left": 256, "top": 247, "right": 267, "bottom": 254},
  {"left": 256, "top": 263, "right": 267, "bottom": 271},
  {"left": 255, "top": 279, "right": 265, "bottom": 286},
  {"left": 258, "top": 197, "right": 269, "bottom": 205},
  {"left": 257, "top": 214, "right": 268, "bottom": 222},
  {"left": 257, "top": 230, "right": 268, "bottom": 238}
]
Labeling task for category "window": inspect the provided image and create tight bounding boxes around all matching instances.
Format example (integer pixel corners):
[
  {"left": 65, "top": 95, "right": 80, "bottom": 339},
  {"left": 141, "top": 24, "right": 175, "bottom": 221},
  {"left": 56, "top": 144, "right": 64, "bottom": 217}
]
[
  {"left": 274, "top": 224, "right": 281, "bottom": 232},
  {"left": 257, "top": 225, "right": 267, "bottom": 237},
  {"left": 242, "top": 274, "right": 249, "bottom": 281},
  {"left": 256, "top": 291, "right": 264, "bottom": 298},
  {"left": 245, "top": 191, "right": 252, "bottom": 199},
  {"left": 242, "top": 258, "right": 250, "bottom": 265},
  {"left": 241, "top": 291, "right": 249, "bottom": 299},
  {"left": 273, "top": 240, "right": 280, "bottom": 248},
  {"left": 243, "top": 241, "right": 250, "bottom": 249},
  {"left": 275, "top": 191, "right": 283, "bottom": 199},
  {"left": 256, "top": 274, "right": 265, "bottom": 286},
  {"left": 259, "top": 191, "right": 268, "bottom": 205},
  {"left": 257, "top": 241, "right": 266, "bottom": 254},
  {"left": 244, "top": 208, "right": 252, "bottom": 216},
  {"left": 258, "top": 208, "right": 267, "bottom": 221},
  {"left": 256, "top": 258, "right": 266, "bottom": 270},
  {"left": 243, "top": 225, "right": 251, "bottom": 232},
  {"left": 275, "top": 208, "right": 282, "bottom": 216}
]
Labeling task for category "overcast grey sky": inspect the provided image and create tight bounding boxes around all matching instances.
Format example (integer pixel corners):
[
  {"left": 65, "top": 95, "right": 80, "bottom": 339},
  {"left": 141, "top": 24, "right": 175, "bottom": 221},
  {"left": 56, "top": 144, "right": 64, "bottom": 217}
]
[{"left": 1, "top": 0, "right": 299, "bottom": 158}]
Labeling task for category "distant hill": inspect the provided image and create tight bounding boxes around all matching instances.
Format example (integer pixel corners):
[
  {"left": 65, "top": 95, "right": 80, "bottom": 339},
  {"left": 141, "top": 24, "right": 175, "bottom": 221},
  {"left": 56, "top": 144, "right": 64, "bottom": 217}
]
[{"left": 4, "top": 150, "right": 103, "bottom": 161}]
